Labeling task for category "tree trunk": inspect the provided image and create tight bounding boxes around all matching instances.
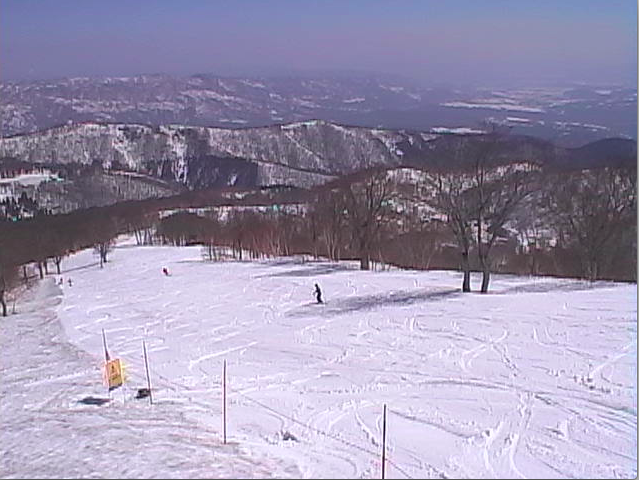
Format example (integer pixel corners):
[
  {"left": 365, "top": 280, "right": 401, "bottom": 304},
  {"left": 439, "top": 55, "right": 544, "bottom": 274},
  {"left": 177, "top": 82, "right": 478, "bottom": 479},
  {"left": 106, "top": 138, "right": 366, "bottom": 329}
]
[
  {"left": 461, "top": 251, "right": 471, "bottom": 292},
  {"left": 479, "top": 253, "right": 491, "bottom": 293},
  {"left": 23, "top": 265, "right": 29, "bottom": 286},
  {"left": 55, "top": 257, "right": 62, "bottom": 274},
  {"left": 98, "top": 243, "right": 109, "bottom": 265},
  {"left": 359, "top": 237, "right": 371, "bottom": 270},
  {"left": 481, "top": 267, "right": 490, "bottom": 293},
  {"left": 38, "top": 262, "right": 44, "bottom": 279},
  {"left": 0, "top": 289, "right": 6, "bottom": 317},
  {"left": 43, "top": 260, "right": 49, "bottom": 275},
  {"left": 592, "top": 262, "right": 598, "bottom": 282}
]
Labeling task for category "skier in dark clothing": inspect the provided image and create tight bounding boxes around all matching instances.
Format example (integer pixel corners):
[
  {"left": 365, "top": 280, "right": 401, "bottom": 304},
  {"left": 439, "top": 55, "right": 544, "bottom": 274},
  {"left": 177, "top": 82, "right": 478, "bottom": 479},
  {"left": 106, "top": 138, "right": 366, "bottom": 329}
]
[{"left": 314, "top": 283, "right": 323, "bottom": 304}]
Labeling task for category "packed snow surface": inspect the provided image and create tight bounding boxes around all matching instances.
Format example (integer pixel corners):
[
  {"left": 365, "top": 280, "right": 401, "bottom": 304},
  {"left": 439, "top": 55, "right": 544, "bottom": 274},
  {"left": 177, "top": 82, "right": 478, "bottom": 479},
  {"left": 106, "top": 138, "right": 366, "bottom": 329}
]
[{"left": 1, "top": 238, "right": 636, "bottom": 478}]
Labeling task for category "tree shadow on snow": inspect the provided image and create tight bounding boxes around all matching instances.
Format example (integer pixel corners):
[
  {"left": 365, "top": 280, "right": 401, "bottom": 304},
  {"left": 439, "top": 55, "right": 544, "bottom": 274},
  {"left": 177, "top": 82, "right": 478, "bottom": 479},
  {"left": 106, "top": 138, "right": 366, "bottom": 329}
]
[
  {"left": 288, "top": 287, "right": 459, "bottom": 318},
  {"left": 496, "top": 279, "right": 615, "bottom": 295},
  {"left": 258, "top": 263, "right": 356, "bottom": 278},
  {"left": 77, "top": 396, "right": 111, "bottom": 406}
]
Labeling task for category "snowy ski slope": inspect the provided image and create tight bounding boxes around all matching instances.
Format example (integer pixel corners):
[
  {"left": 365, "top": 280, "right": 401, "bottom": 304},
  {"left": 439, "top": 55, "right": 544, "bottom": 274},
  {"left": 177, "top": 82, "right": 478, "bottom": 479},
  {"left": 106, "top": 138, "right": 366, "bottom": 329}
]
[{"left": 1, "top": 237, "right": 636, "bottom": 478}]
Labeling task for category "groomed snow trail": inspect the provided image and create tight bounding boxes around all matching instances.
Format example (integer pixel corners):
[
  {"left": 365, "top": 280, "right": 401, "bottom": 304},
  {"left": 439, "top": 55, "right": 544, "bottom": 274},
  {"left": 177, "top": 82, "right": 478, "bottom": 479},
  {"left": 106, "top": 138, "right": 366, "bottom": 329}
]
[
  {"left": 4, "top": 239, "right": 636, "bottom": 478},
  {"left": 0, "top": 276, "right": 301, "bottom": 479}
]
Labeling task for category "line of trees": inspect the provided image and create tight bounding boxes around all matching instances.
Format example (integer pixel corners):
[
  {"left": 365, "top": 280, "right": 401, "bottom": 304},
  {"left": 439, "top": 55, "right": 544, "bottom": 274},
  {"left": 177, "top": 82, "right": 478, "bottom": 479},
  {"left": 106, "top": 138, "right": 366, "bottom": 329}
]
[
  {"left": 0, "top": 201, "right": 159, "bottom": 315},
  {"left": 0, "top": 149, "right": 635, "bottom": 316}
]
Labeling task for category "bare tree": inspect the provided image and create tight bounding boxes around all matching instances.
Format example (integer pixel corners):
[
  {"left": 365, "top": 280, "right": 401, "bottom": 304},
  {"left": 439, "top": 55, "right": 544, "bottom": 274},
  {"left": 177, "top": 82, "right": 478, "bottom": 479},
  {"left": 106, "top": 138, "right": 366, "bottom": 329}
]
[
  {"left": 308, "top": 188, "right": 348, "bottom": 261},
  {"left": 201, "top": 215, "right": 222, "bottom": 261},
  {"left": 541, "top": 166, "right": 636, "bottom": 281},
  {"left": 341, "top": 169, "right": 396, "bottom": 270},
  {"left": 430, "top": 170, "right": 476, "bottom": 292},
  {"left": 304, "top": 199, "right": 323, "bottom": 259},
  {"left": 0, "top": 237, "right": 20, "bottom": 317},
  {"left": 52, "top": 254, "right": 65, "bottom": 274},
  {"left": 94, "top": 240, "right": 114, "bottom": 268},
  {"left": 473, "top": 162, "right": 540, "bottom": 292},
  {"left": 427, "top": 132, "right": 541, "bottom": 292},
  {"left": 0, "top": 271, "right": 8, "bottom": 317}
]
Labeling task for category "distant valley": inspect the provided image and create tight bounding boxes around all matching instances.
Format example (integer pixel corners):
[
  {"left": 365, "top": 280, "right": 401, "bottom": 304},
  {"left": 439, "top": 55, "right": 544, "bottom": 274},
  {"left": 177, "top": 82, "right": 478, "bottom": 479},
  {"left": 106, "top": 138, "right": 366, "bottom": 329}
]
[{"left": 1, "top": 73, "right": 636, "bottom": 147}]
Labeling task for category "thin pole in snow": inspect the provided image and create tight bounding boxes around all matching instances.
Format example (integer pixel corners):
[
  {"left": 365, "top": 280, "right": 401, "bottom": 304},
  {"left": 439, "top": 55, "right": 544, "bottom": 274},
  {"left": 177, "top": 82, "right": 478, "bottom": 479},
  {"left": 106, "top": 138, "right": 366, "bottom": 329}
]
[
  {"left": 101, "top": 329, "right": 109, "bottom": 362},
  {"left": 102, "top": 329, "right": 110, "bottom": 399},
  {"left": 143, "top": 340, "right": 153, "bottom": 405},
  {"left": 381, "top": 404, "right": 387, "bottom": 480},
  {"left": 223, "top": 359, "right": 227, "bottom": 444}
]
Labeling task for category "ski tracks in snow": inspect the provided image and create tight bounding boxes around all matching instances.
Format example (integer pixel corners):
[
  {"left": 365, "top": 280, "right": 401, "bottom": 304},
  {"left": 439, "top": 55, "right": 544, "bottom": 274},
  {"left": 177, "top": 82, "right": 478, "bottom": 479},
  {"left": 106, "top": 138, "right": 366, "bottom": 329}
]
[{"left": 41, "top": 246, "right": 637, "bottom": 479}]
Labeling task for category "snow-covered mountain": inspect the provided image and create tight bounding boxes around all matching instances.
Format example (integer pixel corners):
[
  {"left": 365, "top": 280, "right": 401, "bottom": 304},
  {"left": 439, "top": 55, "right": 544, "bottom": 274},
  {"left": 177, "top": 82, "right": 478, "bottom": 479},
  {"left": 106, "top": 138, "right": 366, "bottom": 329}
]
[
  {"left": 1, "top": 74, "right": 636, "bottom": 147},
  {"left": 0, "top": 74, "right": 433, "bottom": 136},
  {"left": 0, "top": 120, "right": 425, "bottom": 189},
  {"left": 1, "top": 119, "right": 635, "bottom": 194}
]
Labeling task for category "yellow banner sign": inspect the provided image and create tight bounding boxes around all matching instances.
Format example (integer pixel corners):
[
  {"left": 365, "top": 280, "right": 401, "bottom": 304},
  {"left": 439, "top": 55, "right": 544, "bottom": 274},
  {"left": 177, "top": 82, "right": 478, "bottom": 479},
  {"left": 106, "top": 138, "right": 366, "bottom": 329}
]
[{"left": 105, "top": 359, "right": 123, "bottom": 390}]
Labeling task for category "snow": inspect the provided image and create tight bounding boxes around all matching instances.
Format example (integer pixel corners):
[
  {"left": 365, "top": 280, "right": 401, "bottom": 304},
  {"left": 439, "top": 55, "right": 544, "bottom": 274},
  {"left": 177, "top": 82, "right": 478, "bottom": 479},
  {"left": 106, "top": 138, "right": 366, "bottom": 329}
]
[
  {"left": 1, "top": 239, "right": 636, "bottom": 478},
  {"left": 431, "top": 127, "right": 485, "bottom": 135},
  {"left": 112, "top": 127, "right": 134, "bottom": 169},
  {"left": 0, "top": 171, "right": 61, "bottom": 187},
  {"left": 343, "top": 98, "right": 366, "bottom": 104},
  {"left": 379, "top": 85, "right": 405, "bottom": 93},
  {"left": 219, "top": 119, "right": 249, "bottom": 124},
  {"left": 370, "top": 129, "right": 405, "bottom": 157},
  {"left": 182, "top": 89, "right": 253, "bottom": 109},
  {"left": 292, "top": 98, "right": 320, "bottom": 109},
  {"left": 442, "top": 102, "right": 545, "bottom": 114},
  {"left": 420, "top": 133, "right": 438, "bottom": 142},
  {"left": 582, "top": 123, "right": 610, "bottom": 131},
  {"left": 506, "top": 117, "right": 531, "bottom": 123},
  {"left": 280, "top": 120, "right": 319, "bottom": 130},
  {"left": 239, "top": 80, "right": 266, "bottom": 89},
  {"left": 160, "top": 126, "right": 188, "bottom": 179},
  {"left": 554, "top": 121, "right": 610, "bottom": 131}
]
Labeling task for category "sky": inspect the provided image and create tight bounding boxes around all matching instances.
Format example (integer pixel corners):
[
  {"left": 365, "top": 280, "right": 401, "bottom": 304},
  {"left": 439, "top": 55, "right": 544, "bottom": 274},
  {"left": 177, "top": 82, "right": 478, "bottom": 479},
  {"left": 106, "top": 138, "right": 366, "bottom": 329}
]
[{"left": 0, "top": 0, "right": 637, "bottom": 86}]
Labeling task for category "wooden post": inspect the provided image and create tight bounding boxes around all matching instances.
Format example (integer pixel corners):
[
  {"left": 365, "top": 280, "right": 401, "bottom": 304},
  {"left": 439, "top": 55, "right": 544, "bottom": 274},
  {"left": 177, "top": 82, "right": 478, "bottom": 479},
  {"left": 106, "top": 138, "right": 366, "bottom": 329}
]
[
  {"left": 381, "top": 404, "right": 387, "bottom": 480},
  {"left": 143, "top": 340, "right": 153, "bottom": 405},
  {"left": 223, "top": 359, "right": 227, "bottom": 444}
]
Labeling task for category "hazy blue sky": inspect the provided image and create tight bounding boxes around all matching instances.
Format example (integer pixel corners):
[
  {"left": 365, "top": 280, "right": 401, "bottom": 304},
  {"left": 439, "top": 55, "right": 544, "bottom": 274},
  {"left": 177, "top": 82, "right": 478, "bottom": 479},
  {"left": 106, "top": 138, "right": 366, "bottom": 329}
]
[{"left": 1, "top": 0, "right": 636, "bottom": 86}]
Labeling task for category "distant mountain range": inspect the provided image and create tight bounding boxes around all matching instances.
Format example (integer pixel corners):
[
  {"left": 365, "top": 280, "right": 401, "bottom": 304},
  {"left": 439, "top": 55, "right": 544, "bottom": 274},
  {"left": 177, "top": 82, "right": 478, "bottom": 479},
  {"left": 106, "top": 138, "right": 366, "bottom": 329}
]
[
  {"left": 1, "top": 120, "right": 635, "bottom": 193},
  {"left": 1, "top": 74, "right": 636, "bottom": 147}
]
